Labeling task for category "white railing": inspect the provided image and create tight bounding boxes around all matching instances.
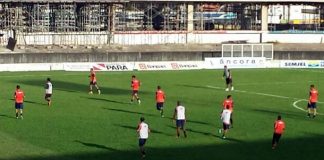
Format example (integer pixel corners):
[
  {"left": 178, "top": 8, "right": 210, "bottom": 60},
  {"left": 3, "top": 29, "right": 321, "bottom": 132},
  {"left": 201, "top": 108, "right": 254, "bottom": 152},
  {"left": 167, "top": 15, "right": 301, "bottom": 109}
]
[{"left": 222, "top": 43, "right": 273, "bottom": 60}]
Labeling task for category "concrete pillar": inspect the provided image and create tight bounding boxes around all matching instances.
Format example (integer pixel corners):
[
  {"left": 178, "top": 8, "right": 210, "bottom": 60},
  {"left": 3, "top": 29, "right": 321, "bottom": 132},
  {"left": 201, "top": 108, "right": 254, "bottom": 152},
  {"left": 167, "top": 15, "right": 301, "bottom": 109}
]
[
  {"left": 186, "top": 3, "right": 194, "bottom": 44},
  {"left": 109, "top": 4, "right": 116, "bottom": 44},
  {"left": 261, "top": 5, "right": 269, "bottom": 31},
  {"left": 110, "top": 5, "right": 115, "bottom": 33},
  {"left": 187, "top": 3, "right": 194, "bottom": 32}
]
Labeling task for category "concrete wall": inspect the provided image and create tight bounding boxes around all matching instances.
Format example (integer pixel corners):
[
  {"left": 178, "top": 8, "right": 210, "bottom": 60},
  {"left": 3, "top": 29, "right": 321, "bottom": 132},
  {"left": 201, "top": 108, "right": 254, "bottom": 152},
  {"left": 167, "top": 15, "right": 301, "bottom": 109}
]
[
  {"left": 113, "top": 32, "right": 187, "bottom": 45},
  {"left": 274, "top": 51, "right": 324, "bottom": 60},
  {"left": 0, "top": 52, "right": 204, "bottom": 64},
  {"left": 0, "top": 50, "right": 324, "bottom": 64},
  {"left": 2, "top": 30, "right": 324, "bottom": 46},
  {"left": 262, "top": 33, "right": 324, "bottom": 43}
]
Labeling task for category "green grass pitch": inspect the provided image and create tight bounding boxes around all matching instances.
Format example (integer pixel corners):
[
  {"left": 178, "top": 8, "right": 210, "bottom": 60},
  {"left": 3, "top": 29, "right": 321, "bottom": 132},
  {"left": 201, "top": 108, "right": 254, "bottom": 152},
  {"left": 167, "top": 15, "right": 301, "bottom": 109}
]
[{"left": 0, "top": 69, "right": 323, "bottom": 160}]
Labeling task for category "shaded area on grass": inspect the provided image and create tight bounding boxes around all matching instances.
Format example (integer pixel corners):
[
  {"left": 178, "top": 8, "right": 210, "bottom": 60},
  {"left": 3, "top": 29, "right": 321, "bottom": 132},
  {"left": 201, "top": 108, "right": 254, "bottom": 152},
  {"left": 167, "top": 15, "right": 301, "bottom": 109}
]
[
  {"left": 251, "top": 108, "right": 321, "bottom": 123},
  {"left": 104, "top": 107, "right": 213, "bottom": 126},
  {"left": 15, "top": 79, "right": 150, "bottom": 95},
  {"left": 7, "top": 135, "right": 324, "bottom": 160},
  {"left": 114, "top": 124, "right": 173, "bottom": 136},
  {"left": 165, "top": 125, "right": 244, "bottom": 142},
  {"left": 84, "top": 97, "right": 130, "bottom": 105}
]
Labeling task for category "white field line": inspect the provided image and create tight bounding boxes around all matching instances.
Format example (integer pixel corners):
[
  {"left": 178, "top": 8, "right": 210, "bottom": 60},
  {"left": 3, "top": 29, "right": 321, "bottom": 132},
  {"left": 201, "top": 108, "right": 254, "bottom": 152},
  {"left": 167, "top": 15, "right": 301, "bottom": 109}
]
[
  {"left": 206, "top": 85, "right": 323, "bottom": 115},
  {"left": 206, "top": 85, "right": 292, "bottom": 99},
  {"left": 293, "top": 99, "right": 324, "bottom": 116},
  {"left": 235, "top": 81, "right": 315, "bottom": 86}
]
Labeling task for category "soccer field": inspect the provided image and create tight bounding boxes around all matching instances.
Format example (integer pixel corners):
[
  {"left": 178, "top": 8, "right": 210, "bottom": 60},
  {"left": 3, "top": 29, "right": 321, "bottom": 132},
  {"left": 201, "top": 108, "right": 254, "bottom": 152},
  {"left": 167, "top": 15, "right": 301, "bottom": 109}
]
[{"left": 0, "top": 69, "right": 324, "bottom": 160}]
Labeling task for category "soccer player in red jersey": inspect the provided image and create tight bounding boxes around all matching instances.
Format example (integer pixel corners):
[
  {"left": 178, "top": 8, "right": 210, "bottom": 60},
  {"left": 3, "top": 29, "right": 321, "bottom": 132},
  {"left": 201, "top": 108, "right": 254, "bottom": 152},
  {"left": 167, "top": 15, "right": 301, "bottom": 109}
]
[
  {"left": 307, "top": 84, "right": 319, "bottom": 118},
  {"left": 222, "top": 95, "right": 234, "bottom": 127},
  {"left": 156, "top": 86, "right": 166, "bottom": 117},
  {"left": 131, "top": 75, "right": 141, "bottom": 104},
  {"left": 14, "top": 85, "right": 25, "bottom": 119},
  {"left": 89, "top": 68, "right": 101, "bottom": 95},
  {"left": 272, "top": 115, "right": 285, "bottom": 149}
]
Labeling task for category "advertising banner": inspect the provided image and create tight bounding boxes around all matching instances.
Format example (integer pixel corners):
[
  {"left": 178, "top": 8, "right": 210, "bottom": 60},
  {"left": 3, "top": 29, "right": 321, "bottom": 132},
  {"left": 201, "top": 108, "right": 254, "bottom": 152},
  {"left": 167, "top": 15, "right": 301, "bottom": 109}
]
[
  {"left": 321, "top": 61, "right": 324, "bottom": 68},
  {"left": 63, "top": 61, "right": 204, "bottom": 71},
  {"left": 204, "top": 57, "right": 266, "bottom": 69},
  {"left": 135, "top": 61, "right": 204, "bottom": 71},
  {"left": 64, "top": 63, "right": 134, "bottom": 71},
  {"left": 307, "top": 60, "right": 321, "bottom": 68},
  {"left": 280, "top": 60, "right": 308, "bottom": 68}
]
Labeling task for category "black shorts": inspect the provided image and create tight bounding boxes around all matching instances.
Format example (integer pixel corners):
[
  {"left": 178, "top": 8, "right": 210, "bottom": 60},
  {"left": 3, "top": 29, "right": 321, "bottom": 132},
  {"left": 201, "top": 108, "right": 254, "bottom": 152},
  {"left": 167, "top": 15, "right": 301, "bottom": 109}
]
[
  {"left": 90, "top": 81, "right": 97, "bottom": 85},
  {"left": 308, "top": 102, "right": 317, "bottom": 109},
  {"left": 15, "top": 103, "right": 24, "bottom": 109},
  {"left": 272, "top": 133, "right": 282, "bottom": 145},
  {"left": 226, "top": 78, "right": 232, "bottom": 85},
  {"left": 45, "top": 94, "right": 52, "bottom": 99},
  {"left": 139, "top": 138, "right": 147, "bottom": 147},
  {"left": 223, "top": 123, "right": 230, "bottom": 130},
  {"left": 176, "top": 120, "right": 185, "bottom": 128},
  {"left": 156, "top": 102, "right": 164, "bottom": 110}
]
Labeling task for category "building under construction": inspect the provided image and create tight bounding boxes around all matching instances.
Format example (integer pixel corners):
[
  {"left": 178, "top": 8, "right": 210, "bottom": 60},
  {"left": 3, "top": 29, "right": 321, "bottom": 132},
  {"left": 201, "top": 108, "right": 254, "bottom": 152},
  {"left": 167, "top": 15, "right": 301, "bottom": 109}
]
[{"left": 0, "top": 0, "right": 324, "bottom": 46}]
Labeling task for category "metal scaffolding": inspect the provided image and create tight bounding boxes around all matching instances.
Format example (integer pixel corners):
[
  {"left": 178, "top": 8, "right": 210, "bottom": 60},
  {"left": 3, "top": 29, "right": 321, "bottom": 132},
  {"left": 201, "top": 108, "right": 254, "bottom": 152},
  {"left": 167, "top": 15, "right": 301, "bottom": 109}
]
[
  {"left": 78, "top": 3, "right": 110, "bottom": 32},
  {"left": 114, "top": 2, "right": 187, "bottom": 31},
  {"left": 1, "top": 1, "right": 324, "bottom": 46},
  {"left": 193, "top": 3, "right": 262, "bottom": 30},
  {"left": 1, "top": 2, "right": 324, "bottom": 32},
  {"left": 0, "top": 3, "right": 111, "bottom": 32}
]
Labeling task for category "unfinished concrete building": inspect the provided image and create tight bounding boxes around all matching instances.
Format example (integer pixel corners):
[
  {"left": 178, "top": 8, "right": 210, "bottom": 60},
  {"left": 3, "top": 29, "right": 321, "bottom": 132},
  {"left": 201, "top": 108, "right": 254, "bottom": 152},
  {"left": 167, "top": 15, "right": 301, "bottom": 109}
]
[{"left": 0, "top": 0, "right": 324, "bottom": 46}]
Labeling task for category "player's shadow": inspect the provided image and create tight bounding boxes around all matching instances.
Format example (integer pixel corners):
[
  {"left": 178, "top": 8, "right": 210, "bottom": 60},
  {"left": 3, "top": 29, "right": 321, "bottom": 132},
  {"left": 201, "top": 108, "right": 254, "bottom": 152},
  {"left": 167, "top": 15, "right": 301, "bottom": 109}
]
[
  {"left": 186, "top": 120, "right": 212, "bottom": 126},
  {"left": 0, "top": 114, "right": 16, "bottom": 119},
  {"left": 24, "top": 100, "right": 45, "bottom": 105},
  {"left": 114, "top": 124, "right": 173, "bottom": 136},
  {"left": 177, "top": 84, "right": 214, "bottom": 90},
  {"left": 103, "top": 107, "right": 156, "bottom": 117},
  {"left": 15, "top": 79, "right": 136, "bottom": 95},
  {"left": 8, "top": 99, "right": 44, "bottom": 106},
  {"left": 74, "top": 140, "right": 118, "bottom": 151},
  {"left": 84, "top": 97, "right": 130, "bottom": 105},
  {"left": 168, "top": 125, "right": 244, "bottom": 142},
  {"left": 186, "top": 128, "right": 218, "bottom": 137},
  {"left": 167, "top": 125, "right": 218, "bottom": 138},
  {"left": 214, "top": 135, "right": 245, "bottom": 143}
]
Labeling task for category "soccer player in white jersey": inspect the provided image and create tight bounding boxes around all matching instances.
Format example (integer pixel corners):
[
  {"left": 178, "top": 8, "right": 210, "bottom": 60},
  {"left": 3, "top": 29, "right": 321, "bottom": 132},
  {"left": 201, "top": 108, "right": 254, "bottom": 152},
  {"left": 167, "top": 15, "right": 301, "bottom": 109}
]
[
  {"left": 220, "top": 106, "right": 232, "bottom": 139},
  {"left": 137, "top": 117, "right": 150, "bottom": 159},
  {"left": 173, "top": 101, "right": 187, "bottom": 138},
  {"left": 44, "top": 78, "right": 53, "bottom": 106}
]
